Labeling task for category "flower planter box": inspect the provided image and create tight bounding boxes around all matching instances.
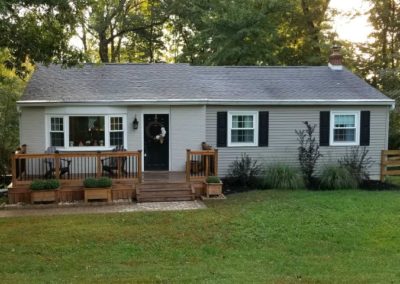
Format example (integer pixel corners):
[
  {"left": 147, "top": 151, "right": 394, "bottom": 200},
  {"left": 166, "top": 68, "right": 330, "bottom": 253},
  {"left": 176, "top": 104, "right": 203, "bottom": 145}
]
[
  {"left": 31, "top": 190, "right": 58, "bottom": 203},
  {"left": 204, "top": 181, "right": 223, "bottom": 198},
  {"left": 84, "top": 188, "right": 112, "bottom": 203}
]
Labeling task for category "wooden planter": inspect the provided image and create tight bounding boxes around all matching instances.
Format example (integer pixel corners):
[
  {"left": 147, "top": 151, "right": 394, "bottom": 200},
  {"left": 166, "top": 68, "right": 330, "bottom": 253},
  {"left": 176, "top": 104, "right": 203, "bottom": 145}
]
[
  {"left": 84, "top": 188, "right": 112, "bottom": 203},
  {"left": 31, "top": 190, "right": 58, "bottom": 203},
  {"left": 204, "top": 181, "right": 223, "bottom": 198}
]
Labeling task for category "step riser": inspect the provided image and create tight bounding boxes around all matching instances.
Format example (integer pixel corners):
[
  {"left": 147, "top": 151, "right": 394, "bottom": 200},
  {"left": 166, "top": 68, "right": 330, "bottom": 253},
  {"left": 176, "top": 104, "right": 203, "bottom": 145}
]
[{"left": 137, "top": 197, "right": 194, "bottom": 202}]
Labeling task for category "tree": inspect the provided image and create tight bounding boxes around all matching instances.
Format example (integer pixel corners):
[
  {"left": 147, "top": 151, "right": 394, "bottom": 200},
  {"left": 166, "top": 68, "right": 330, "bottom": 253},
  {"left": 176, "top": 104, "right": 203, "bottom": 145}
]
[
  {"left": 80, "top": 0, "right": 172, "bottom": 63},
  {"left": 171, "top": 0, "right": 333, "bottom": 66},
  {"left": 0, "top": 0, "right": 84, "bottom": 77},
  {"left": 0, "top": 50, "right": 27, "bottom": 177}
]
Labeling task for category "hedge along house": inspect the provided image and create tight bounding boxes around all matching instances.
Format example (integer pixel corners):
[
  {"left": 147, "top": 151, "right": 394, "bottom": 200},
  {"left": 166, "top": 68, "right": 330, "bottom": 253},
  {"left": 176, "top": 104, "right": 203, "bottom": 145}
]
[{"left": 11, "top": 48, "right": 394, "bottom": 203}]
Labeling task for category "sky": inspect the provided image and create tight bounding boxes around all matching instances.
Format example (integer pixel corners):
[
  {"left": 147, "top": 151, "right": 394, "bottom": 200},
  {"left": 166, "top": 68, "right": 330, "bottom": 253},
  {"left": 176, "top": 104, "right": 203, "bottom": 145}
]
[{"left": 330, "top": 0, "right": 372, "bottom": 43}]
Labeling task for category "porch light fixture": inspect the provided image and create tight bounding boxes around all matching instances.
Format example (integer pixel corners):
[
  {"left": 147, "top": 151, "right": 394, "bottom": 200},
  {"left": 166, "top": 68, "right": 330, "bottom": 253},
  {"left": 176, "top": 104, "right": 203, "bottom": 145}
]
[{"left": 132, "top": 116, "right": 139, "bottom": 130}]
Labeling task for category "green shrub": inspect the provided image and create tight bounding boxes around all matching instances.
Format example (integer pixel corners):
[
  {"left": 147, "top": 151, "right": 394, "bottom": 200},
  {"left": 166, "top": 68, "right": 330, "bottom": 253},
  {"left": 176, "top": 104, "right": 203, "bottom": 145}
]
[
  {"left": 96, "top": 177, "right": 112, "bottom": 188},
  {"left": 206, "top": 176, "right": 221, "bottom": 184},
  {"left": 83, "top": 177, "right": 112, "bottom": 188},
  {"left": 264, "top": 164, "right": 304, "bottom": 190},
  {"left": 30, "top": 179, "right": 60, "bottom": 190},
  {"left": 338, "top": 146, "right": 373, "bottom": 186},
  {"left": 227, "top": 153, "right": 262, "bottom": 188},
  {"left": 319, "top": 165, "right": 358, "bottom": 190}
]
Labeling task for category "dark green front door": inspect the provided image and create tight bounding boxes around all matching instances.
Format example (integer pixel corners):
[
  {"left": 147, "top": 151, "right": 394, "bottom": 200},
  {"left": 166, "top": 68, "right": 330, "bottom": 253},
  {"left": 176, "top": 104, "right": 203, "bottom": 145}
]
[{"left": 144, "top": 114, "right": 169, "bottom": 171}]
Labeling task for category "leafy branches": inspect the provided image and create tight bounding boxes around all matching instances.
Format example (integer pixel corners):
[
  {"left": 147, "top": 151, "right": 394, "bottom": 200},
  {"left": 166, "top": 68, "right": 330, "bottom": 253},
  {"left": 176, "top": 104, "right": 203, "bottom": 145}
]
[{"left": 295, "top": 121, "right": 322, "bottom": 187}]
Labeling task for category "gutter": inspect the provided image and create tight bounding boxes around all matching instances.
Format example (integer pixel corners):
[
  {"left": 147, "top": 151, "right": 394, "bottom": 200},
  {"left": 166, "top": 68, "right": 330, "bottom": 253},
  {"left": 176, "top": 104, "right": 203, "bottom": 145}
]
[{"left": 17, "top": 99, "right": 396, "bottom": 108}]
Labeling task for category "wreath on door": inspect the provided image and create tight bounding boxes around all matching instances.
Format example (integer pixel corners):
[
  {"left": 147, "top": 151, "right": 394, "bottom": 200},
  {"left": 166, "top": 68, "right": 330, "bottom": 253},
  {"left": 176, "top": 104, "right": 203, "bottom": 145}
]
[{"left": 145, "top": 121, "right": 167, "bottom": 144}]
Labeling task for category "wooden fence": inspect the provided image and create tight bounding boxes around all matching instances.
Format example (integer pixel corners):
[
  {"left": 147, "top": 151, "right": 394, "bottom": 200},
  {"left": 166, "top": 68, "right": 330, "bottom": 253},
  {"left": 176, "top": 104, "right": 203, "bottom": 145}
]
[
  {"left": 380, "top": 150, "right": 400, "bottom": 181},
  {"left": 186, "top": 149, "right": 218, "bottom": 182}
]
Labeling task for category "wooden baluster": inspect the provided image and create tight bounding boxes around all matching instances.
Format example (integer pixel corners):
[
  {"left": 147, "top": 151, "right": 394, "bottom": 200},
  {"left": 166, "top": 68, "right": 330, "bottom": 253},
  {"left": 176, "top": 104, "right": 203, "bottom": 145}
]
[
  {"left": 55, "top": 151, "right": 60, "bottom": 178},
  {"left": 96, "top": 151, "right": 102, "bottom": 178}
]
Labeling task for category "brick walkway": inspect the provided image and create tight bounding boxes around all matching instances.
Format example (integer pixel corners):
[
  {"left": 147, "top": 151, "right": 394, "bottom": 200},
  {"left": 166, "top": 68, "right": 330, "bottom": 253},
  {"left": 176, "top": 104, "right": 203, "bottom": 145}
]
[{"left": 0, "top": 200, "right": 207, "bottom": 218}]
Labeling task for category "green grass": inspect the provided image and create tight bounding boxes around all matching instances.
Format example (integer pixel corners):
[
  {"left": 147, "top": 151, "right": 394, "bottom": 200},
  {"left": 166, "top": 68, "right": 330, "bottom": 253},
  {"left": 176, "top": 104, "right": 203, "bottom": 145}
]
[{"left": 1, "top": 190, "right": 400, "bottom": 283}]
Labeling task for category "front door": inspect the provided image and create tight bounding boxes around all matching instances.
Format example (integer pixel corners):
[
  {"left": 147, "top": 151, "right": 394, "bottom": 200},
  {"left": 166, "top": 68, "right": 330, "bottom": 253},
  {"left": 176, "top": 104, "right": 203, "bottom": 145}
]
[{"left": 144, "top": 114, "right": 169, "bottom": 171}]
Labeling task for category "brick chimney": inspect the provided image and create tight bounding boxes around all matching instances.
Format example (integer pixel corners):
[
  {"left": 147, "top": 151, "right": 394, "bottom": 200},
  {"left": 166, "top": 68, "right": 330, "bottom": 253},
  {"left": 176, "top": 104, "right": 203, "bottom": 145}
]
[{"left": 328, "top": 45, "right": 343, "bottom": 71}]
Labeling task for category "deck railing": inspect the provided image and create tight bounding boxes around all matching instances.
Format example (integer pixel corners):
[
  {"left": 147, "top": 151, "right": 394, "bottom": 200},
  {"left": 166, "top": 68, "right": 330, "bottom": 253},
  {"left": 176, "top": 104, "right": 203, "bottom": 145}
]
[
  {"left": 11, "top": 150, "right": 142, "bottom": 186},
  {"left": 380, "top": 150, "right": 400, "bottom": 181},
  {"left": 186, "top": 149, "right": 218, "bottom": 182}
]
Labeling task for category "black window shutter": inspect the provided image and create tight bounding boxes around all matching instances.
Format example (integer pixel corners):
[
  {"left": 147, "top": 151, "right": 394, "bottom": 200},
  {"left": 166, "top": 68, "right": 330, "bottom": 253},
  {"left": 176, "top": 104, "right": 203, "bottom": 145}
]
[
  {"left": 259, "top": 111, "right": 269, "bottom": 147},
  {"left": 217, "top": 112, "right": 227, "bottom": 147},
  {"left": 320, "top": 111, "right": 330, "bottom": 146},
  {"left": 360, "top": 111, "right": 370, "bottom": 146}
]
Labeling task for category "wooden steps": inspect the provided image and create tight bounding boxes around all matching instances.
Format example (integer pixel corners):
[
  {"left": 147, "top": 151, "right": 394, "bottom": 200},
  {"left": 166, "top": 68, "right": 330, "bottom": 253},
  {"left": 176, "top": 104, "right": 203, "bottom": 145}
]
[{"left": 136, "top": 182, "right": 195, "bottom": 202}]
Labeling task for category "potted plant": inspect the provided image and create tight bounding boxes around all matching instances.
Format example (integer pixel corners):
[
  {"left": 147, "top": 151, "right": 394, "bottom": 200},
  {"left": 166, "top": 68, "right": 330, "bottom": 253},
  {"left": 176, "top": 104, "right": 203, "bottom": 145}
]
[
  {"left": 204, "top": 176, "right": 223, "bottom": 197},
  {"left": 30, "top": 179, "right": 60, "bottom": 203},
  {"left": 83, "top": 177, "right": 112, "bottom": 202}
]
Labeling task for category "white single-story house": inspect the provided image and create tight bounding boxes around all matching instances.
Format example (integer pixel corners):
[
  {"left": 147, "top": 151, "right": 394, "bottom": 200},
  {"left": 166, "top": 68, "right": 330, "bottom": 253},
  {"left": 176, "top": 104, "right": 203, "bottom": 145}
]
[{"left": 17, "top": 50, "right": 394, "bottom": 182}]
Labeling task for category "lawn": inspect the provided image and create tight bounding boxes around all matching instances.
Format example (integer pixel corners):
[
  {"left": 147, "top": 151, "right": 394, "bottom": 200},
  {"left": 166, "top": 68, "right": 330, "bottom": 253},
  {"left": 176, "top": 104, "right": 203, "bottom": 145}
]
[{"left": 1, "top": 190, "right": 400, "bottom": 283}]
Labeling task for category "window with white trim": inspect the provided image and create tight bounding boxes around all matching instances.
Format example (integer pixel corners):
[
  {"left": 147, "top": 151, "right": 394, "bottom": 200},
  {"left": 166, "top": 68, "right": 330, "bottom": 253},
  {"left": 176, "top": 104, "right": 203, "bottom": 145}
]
[
  {"left": 50, "top": 117, "right": 65, "bottom": 147},
  {"left": 69, "top": 116, "right": 105, "bottom": 146},
  {"left": 110, "top": 116, "right": 124, "bottom": 146},
  {"left": 228, "top": 112, "right": 258, "bottom": 146},
  {"left": 330, "top": 111, "right": 360, "bottom": 146},
  {"left": 47, "top": 115, "right": 126, "bottom": 149}
]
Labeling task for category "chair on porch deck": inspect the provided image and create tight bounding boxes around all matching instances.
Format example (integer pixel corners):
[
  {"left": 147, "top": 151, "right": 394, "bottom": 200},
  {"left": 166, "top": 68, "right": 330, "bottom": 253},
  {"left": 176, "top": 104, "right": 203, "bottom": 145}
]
[
  {"left": 43, "top": 146, "right": 72, "bottom": 179},
  {"left": 101, "top": 146, "right": 127, "bottom": 177}
]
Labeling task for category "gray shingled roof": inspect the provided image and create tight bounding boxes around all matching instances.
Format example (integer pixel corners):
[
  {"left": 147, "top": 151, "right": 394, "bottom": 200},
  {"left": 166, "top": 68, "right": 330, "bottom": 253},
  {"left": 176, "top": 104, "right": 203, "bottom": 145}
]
[{"left": 19, "top": 63, "right": 393, "bottom": 105}]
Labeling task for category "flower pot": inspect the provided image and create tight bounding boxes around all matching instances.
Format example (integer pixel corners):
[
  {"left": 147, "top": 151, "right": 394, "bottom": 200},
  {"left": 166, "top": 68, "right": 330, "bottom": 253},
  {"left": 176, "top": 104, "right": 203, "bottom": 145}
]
[
  {"left": 84, "top": 188, "right": 112, "bottom": 202},
  {"left": 204, "top": 181, "right": 223, "bottom": 198},
  {"left": 31, "top": 190, "right": 58, "bottom": 203}
]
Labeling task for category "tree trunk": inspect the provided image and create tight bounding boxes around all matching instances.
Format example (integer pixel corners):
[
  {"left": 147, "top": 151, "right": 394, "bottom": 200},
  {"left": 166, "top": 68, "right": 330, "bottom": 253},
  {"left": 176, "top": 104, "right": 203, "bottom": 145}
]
[{"left": 99, "top": 33, "right": 109, "bottom": 63}]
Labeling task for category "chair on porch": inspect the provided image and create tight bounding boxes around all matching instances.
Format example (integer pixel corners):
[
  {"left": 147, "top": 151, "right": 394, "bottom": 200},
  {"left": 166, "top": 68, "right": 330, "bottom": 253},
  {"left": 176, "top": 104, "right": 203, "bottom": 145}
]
[
  {"left": 101, "top": 146, "right": 127, "bottom": 177},
  {"left": 43, "top": 146, "right": 72, "bottom": 179}
]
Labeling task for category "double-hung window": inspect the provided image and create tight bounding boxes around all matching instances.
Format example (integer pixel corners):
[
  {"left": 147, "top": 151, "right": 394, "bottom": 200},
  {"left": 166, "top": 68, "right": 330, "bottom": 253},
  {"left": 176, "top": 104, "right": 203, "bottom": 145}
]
[
  {"left": 330, "top": 111, "right": 360, "bottom": 146},
  {"left": 109, "top": 116, "right": 124, "bottom": 146},
  {"left": 50, "top": 117, "right": 65, "bottom": 147},
  {"left": 228, "top": 112, "right": 258, "bottom": 147}
]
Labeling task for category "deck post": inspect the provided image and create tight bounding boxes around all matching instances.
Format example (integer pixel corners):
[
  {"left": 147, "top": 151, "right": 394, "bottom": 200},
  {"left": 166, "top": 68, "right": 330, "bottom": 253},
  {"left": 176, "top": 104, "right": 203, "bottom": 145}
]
[
  {"left": 137, "top": 150, "right": 142, "bottom": 183},
  {"left": 11, "top": 153, "right": 16, "bottom": 186},
  {"left": 380, "top": 150, "right": 385, "bottom": 182},
  {"left": 186, "top": 149, "right": 191, "bottom": 182},
  {"left": 54, "top": 151, "right": 60, "bottom": 178},
  {"left": 205, "top": 154, "right": 209, "bottom": 178},
  {"left": 214, "top": 149, "right": 218, "bottom": 176}
]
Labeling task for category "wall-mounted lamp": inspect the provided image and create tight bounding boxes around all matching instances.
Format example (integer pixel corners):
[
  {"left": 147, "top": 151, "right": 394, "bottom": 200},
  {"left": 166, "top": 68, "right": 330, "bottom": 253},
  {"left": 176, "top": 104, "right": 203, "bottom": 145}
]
[{"left": 132, "top": 116, "right": 139, "bottom": 130}]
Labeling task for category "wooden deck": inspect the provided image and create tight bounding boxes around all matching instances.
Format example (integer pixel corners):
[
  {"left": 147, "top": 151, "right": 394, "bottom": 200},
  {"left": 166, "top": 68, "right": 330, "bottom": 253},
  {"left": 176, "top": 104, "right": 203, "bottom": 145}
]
[{"left": 8, "top": 149, "right": 218, "bottom": 204}]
